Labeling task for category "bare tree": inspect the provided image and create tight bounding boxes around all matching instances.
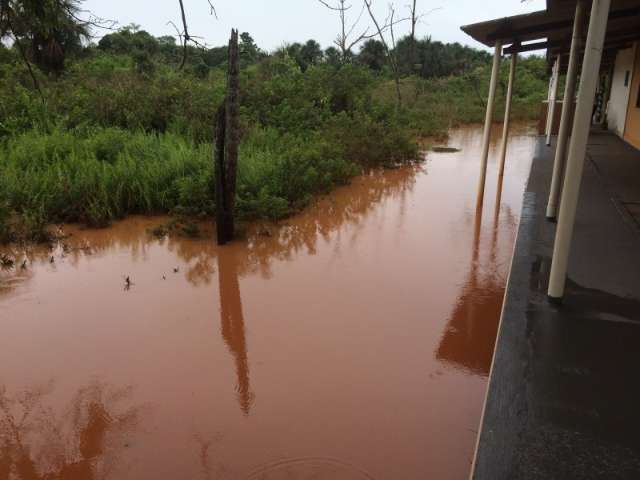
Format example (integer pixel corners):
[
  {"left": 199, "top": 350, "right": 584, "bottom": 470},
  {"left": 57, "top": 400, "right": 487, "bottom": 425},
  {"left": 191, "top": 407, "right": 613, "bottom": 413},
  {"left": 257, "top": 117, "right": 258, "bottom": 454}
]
[
  {"left": 409, "top": 1, "right": 417, "bottom": 51},
  {"left": 409, "top": 0, "right": 418, "bottom": 67},
  {"left": 317, "top": 0, "right": 379, "bottom": 62},
  {"left": 407, "top": 1, "right": 441, "bottom": 71},
  {"left": 363, "top": 0, "right": 404, "bottom": 108},
  {"left": 407, "top": 2, "right": 439, "bottom": 48},
  {"left": 172, "top": 0, "right": 218, "bottom": 69}
]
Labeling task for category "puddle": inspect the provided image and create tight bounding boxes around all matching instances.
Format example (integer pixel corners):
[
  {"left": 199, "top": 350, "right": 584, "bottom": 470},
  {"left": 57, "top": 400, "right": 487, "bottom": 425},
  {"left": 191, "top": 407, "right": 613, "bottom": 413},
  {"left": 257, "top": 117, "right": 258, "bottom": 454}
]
[{"left": 0, "top": 123, "right": 536, "bottom": 479}]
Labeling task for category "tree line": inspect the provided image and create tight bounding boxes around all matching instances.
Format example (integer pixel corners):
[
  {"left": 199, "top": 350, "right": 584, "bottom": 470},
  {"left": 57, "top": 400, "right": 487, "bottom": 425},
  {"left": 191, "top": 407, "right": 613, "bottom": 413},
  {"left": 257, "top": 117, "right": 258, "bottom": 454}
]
[
  {"left": 94, "top": 26, "right": 491, "bottom": 78},
  {"left": 1, "top": 0, "right": 491, "bottom": 81},
  {"left": 0, "top": 0, "right": 548, "bottom": 243}
]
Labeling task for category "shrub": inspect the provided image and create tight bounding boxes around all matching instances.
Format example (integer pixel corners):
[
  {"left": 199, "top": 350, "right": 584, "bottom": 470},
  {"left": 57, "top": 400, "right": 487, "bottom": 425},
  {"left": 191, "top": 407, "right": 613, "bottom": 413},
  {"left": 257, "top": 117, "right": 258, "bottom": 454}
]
[
  {"left": 326, "top": 112, "right": 418, "bottom": 166},
  {"left": 0, "top": 34, "right": 545, "bottom": 243},
  {"left": 0, "top": 125, "right": 392, "bottom": 231}
]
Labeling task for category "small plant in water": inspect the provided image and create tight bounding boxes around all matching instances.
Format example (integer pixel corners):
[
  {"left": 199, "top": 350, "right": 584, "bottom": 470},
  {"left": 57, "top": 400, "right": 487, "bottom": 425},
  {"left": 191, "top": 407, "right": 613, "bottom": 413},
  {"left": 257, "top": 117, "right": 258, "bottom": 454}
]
[
  {"left": 150, "top": 224, "right": 170, "bottom": 239},
  {"left": 430, "top": 146, "right": 461, "bottom": 153},
  {"left": 0, "top": 202, "right": 11, "bottom": 243},
  {"left": 18, "top": 206, "right": 53, "bottom": 244},
  {"left": 180, "top": 222, "right": 200, "bottom": 238},
  {"left": 149, "top": 218, "right": 200, "bottom": 239},
  {"left": 0, "top": 253, "right": 15, "bottom": 269}
]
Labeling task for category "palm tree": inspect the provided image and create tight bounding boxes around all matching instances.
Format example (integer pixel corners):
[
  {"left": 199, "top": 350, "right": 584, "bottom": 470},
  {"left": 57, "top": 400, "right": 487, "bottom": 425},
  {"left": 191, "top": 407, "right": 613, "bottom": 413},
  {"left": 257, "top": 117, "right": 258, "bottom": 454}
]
[{"left": 1, "top": 0, "right": 89, "bottom": 75}]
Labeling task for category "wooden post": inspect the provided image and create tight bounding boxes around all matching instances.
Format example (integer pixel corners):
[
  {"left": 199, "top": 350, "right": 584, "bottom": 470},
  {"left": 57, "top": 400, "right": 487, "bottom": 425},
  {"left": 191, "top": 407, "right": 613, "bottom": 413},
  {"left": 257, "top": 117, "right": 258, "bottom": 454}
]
[
  {"left": 215, "top": 29, "right": 240, "bottom": 245},
  {"left": 214, "top": 104, "right": 227, "bottom": 243}
]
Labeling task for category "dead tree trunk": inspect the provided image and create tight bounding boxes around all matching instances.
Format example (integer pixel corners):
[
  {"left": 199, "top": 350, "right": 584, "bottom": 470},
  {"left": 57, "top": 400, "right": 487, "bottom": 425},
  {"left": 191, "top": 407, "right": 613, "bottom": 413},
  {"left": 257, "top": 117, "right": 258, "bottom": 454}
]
[
  {"left": 214, "top": 29, "right": 240, "bottom": 245},
  {"left": 409, "top": 0, "right": 417, "bottom": 70},
  {"left": 363, "top": 0, "right": 402, "bottom": 109},
  {"left": 214, "top": 104, "right": 227, "bottom": 243}
]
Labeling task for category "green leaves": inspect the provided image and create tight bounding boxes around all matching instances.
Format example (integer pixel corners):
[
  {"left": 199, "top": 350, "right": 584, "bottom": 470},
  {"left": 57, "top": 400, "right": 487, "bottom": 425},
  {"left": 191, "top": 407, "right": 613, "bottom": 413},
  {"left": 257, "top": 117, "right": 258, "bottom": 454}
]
[{"left": 0, "top": 28, "right": 550, "bottom": 244}]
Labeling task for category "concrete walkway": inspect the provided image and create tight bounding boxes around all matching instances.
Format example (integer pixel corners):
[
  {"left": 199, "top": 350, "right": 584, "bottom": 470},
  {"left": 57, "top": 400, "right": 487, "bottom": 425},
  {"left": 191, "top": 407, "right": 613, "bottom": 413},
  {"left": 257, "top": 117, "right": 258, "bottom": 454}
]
[{"left": 472, "top": 131, "right": 640, "bottom": 480}]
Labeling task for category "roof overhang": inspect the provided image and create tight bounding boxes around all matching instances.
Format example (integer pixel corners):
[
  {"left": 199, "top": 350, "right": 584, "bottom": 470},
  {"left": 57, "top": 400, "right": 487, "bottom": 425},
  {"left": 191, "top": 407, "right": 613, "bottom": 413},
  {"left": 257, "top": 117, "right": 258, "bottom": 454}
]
[
  {"left": 460, "top": 0, "right": 640, "bottom": 61},
  {"left": 461, "top": 10, "right": 557, "bottom": 48}
]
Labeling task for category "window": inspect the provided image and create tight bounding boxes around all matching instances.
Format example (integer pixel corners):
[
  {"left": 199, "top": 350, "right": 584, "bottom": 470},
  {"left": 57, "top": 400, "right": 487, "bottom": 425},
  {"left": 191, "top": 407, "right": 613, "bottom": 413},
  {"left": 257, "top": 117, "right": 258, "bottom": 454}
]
[{"left": 624, "top": 71, "right": 630, "bottom": 87}]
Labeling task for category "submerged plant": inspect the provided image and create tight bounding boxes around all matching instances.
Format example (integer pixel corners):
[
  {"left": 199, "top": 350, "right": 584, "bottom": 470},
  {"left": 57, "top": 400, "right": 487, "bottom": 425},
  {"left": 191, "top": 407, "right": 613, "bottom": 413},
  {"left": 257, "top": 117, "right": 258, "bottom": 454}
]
[
  {"left": 0, "top": 202, "right": 11, "bottom": 243},
  {"left": 0, "top": 253, "right": 15, "bottom": 269},
  {"left": 22, "top": 205, "right": 52, "bottom": 243}
]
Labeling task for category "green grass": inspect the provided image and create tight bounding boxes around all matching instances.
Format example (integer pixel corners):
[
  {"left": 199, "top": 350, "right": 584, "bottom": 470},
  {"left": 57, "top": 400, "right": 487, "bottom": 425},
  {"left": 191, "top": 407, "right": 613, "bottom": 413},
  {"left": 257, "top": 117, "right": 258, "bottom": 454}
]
[
  {"left": 0, "top": 123, "right": 417, "bottom": 242},
  {"left": 0, "top": 201, "right": 10, "bottom": 243},
  {"left": 0, "top": 43, "right": 546, "bottom": 244}
]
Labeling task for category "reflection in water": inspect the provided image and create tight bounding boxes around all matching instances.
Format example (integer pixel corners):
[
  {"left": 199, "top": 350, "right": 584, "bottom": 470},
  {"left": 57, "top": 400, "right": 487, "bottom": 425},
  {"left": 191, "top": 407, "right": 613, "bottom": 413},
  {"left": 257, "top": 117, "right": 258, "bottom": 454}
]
[
  {"left": 494, "top": 170, "right": 506, "bottom": 225},
  {"left": 206, "top": 168, "right": 418, "bottom": 415},
  {"left": 436, "top": 164, "right": 518, "bottom": 376},
  {"left": 0, "top": 166, "right": 420, "bottom": 291},
  {"left": 0, "top": 245, "right": 35, "bottom": 300},
  {"left": 0, "top": 167, "right": 420, "bottom": 425},
  {"left": 0, "top": 124, "right": 537, "bottom": 480},
  {"left": 0, "top": 382, "right": 141, "bottom": 480},
  {"left": 246, "top": 456, "right": 377, "bottom": 480},
  {"left": 217, "top": 249, "right": 253, "bottom": 415}
]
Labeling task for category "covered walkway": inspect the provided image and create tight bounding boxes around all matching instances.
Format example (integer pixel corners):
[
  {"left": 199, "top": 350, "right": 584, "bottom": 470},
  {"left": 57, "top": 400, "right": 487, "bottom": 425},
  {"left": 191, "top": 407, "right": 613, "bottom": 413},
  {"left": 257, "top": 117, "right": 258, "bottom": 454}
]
[
  {"left": 462, "top": 0, "right": 640, "bottom": 301},
  {"left": 460, "top": 1, "right": 640, "bottom": 477},
  {"left": 472, "top": 131, "right": 640, "bottom": 479}
]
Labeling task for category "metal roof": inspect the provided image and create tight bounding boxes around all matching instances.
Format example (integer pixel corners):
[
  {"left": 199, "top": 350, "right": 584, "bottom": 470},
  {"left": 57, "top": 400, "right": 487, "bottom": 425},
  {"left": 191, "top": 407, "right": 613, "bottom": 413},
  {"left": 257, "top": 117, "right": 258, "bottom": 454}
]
[{"left": 461, "top": 0, "right": 640, "bottom": 57}]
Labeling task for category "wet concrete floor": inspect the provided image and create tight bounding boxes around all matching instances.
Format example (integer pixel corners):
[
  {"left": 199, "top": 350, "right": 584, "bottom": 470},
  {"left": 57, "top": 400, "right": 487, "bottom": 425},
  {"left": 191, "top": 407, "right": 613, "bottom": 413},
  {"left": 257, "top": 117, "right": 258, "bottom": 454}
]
[
  {"left": 0, "top": 124, "right": 536, "bottom": 480},
  {"left": 472, "top": 131, "right": 640, "bottom": 480}
]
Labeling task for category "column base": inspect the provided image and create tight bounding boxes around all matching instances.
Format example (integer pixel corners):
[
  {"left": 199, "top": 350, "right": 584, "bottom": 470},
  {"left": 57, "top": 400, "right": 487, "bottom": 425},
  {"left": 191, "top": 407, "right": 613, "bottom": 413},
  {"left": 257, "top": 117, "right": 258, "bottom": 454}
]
[{"left": 547, "top": 294, "right": 563, "bottom": 305}]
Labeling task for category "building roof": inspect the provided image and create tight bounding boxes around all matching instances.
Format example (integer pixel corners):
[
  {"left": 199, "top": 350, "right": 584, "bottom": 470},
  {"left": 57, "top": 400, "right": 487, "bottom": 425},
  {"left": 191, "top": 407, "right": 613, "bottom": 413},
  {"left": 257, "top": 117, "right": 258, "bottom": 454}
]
[{"left": 461, "top": 0, "right": 640, "bottom": 59}]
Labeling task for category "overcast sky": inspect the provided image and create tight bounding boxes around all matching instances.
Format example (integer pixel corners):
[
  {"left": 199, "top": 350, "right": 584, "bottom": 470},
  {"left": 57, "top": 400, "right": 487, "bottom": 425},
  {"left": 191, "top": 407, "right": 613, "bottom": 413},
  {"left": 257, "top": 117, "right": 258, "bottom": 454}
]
[{"left": 82, "top": 0, "right": 546, "bottom": 52}]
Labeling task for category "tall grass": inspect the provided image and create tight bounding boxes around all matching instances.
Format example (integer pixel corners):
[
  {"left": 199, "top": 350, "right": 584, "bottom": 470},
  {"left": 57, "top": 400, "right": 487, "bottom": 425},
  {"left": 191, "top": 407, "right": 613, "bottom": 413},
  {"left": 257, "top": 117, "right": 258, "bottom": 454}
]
[
  {"left": 0, "top": 201, "right": 10, "bottom": 243},
  {"left": 0, "top": 123, "right": 413, "bottom": 241},
  {"left": 0, "top": 128, "right": 208, "bottom": 228},
  {"left": 0, "top": 45, "right": 545, "bottom": 244}
]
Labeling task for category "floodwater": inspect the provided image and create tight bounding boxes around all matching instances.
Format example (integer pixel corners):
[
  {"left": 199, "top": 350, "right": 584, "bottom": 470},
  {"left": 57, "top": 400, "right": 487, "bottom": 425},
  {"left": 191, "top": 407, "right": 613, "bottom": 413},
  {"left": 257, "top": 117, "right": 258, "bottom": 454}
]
[{"left": 0, "top": 124, "right": 536, "bottom": 480}]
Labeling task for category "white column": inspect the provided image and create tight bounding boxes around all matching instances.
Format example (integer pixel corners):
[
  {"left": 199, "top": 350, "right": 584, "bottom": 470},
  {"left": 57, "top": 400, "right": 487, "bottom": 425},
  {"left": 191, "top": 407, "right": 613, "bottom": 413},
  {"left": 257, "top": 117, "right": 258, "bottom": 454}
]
[
  {"left": 548, "top": 0, "right": 611, "bottom": 301},
  {"left": 497, "top": 52, "right": 518, "bottom": 181},
  {"left": 476, "top": 40, "right": 503, "bottom": 207},
  {"left": 546, "top": 0, "right": 586, "bottom": 220},
  {"left": 546, "top": 55, "right": 562, "bottom": 146},
  {"left": 544, "top": 64, "right": 555, "bottom": 136}
]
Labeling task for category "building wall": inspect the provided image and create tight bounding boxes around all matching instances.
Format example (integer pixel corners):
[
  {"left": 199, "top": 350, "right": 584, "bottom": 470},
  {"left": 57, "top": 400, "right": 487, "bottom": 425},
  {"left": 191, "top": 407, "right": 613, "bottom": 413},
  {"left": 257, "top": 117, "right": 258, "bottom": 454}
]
[
  {"left": 624, "top": 43, "right": 640, "bottom": 150},
  {"left": 607, "top": 47, "right": 635, "bottom": 137}
]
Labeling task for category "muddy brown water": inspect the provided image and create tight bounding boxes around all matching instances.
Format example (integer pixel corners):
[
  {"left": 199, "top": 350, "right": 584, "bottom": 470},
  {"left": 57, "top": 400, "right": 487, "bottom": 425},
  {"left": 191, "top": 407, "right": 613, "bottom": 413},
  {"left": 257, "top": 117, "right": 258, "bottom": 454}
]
[{"left": 0, "top": 124, "right": 536, "bottom": 480}]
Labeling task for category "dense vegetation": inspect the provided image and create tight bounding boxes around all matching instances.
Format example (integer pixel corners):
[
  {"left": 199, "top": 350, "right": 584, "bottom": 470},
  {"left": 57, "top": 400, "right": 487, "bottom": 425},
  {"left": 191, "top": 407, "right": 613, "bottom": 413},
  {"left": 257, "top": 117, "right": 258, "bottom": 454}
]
[{"left": 0, "top": 7, "right": 548, "bottom": 243}]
